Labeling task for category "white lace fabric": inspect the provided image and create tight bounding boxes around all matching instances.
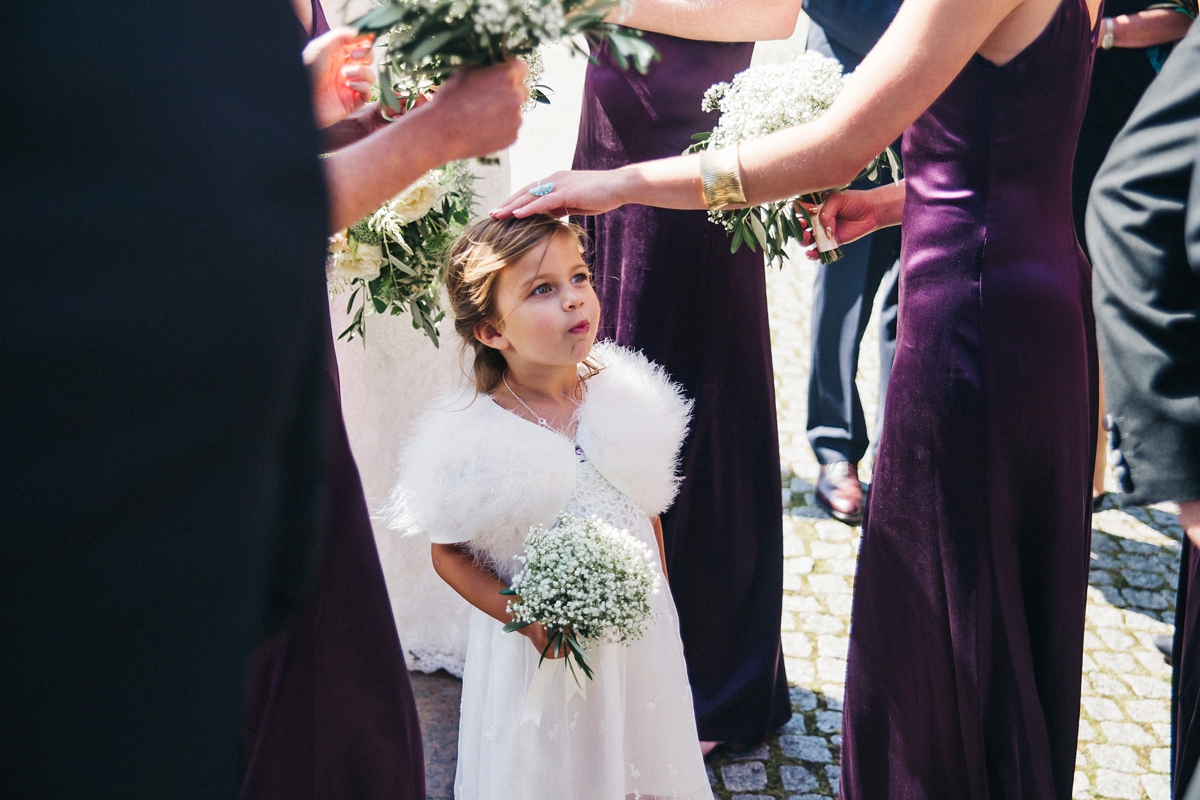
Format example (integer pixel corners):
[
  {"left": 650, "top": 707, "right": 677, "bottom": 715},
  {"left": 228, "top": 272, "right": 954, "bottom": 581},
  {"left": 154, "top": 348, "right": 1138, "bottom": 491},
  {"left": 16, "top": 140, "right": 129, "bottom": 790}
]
[{"left": 454, "top": 460, "right": 713, "bottom": 800}]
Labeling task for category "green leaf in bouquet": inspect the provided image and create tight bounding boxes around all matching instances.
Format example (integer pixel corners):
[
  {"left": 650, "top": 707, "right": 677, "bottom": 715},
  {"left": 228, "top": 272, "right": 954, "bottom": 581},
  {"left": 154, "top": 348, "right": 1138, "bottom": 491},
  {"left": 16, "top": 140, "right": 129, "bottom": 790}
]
[
  {"left": 345, "top": 286, "right": 360, "bottom": 315},
  {"left": 378, "top": 62, "right": 403, "bottom": 114},
  {"left": 499, "top": 586, "right": 517, "bottom": 596},
  {"left": 730, "top": 222, "right": 745, "bottom": 254},
  {"left": 503, "top": 619, "right": 533, "bottom": 633},
  {"left": 603, "top": 27, "right": 660, "bottom": 75},
  {"left": 531, "top": 86, "right": 552, "bottom": 105},
  {"left": 389, "top": 253, "right": 416, "bottom": 276},
  {"left": 408, "top": 21, "right": 473, "bottom": 64},
  {"left": 372, "top": 296, "right": 388, "bottom": 314},
  {"left": 351, "top": 3, "right": 411, "bottom": 34},
  {"left": 749, "top": 211, "right": 770, "bottom": 252}
]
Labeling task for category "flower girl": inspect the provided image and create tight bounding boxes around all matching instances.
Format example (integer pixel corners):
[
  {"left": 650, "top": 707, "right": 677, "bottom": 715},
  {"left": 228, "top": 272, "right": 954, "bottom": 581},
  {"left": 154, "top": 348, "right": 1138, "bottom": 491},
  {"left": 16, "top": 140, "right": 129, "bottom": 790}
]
[{"left": 386, "top": 214, "right": 713, "bottom": 800}]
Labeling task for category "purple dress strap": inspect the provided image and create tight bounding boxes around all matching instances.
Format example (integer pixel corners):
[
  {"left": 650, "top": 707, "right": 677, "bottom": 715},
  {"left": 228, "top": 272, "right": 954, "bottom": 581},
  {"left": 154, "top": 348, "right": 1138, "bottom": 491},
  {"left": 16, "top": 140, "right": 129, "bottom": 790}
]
[{"left": 238, "top": 4, "right": 426, "bottom": 797}]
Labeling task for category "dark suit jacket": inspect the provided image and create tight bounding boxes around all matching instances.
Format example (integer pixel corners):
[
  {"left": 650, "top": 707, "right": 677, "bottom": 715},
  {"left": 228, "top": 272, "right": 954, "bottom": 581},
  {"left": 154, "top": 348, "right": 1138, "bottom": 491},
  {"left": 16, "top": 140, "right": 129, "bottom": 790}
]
[
  {"left": 803, "top": 0, "right": 902, "bottom": 67},
  {"left": 0, "top": 2, "right": 329, "bottom": 796},
  {"left": 1087, "top": 23, "right": 1200, "bottom": 507}
]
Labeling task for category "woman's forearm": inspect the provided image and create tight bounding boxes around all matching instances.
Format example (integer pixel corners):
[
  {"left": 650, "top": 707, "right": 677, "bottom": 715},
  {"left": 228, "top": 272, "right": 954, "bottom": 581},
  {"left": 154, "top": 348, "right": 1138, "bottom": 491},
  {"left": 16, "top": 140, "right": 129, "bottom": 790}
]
[
  {"left": 431, "top": 543, "right": 514, "bottom": 623},
  {"left": 606, "top": 0, "right": 802, "bottom": 41},
  {"left": 872, "top": 180, "right": 907, "bottom": 229},
  {"left": 1110, "top": 8, "right": 1193, "bottom": 48},
  {"left": 319, "top": 104, "right": 388, "bottom": 153}
]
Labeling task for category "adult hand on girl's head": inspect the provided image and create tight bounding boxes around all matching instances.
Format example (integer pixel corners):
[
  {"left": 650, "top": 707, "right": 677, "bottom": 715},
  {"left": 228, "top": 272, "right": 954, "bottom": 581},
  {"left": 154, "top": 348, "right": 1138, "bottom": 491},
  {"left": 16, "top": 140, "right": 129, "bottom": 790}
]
[
  {"left": 303, "top": 27, "right": 376, "bottom": 128},
  {"left": 798, "top": 189, "right": 881, "bottom": 260},
  {"left": 422, "top": 61, "right": 529, "bottom": 162},
  {"left": 491, "top": 170, "right": 630, "bottom": 219}
]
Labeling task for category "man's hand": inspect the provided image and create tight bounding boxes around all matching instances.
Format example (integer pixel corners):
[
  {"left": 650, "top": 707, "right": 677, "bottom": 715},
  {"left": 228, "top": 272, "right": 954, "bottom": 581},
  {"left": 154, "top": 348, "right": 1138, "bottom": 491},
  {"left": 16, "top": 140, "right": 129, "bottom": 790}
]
[
  {"left": 303, "top": 27, "right": 376, "bottom": 129},
  {"left": 420, "top": 60, "right": 529, "bottom": 163}
]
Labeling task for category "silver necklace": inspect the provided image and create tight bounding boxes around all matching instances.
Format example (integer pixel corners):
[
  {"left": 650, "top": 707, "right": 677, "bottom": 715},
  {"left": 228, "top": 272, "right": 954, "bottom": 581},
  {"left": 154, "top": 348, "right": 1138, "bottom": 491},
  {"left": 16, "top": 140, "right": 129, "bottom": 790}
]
[{"left": 502, "top": 374, "right": 587, "bottom": 460}]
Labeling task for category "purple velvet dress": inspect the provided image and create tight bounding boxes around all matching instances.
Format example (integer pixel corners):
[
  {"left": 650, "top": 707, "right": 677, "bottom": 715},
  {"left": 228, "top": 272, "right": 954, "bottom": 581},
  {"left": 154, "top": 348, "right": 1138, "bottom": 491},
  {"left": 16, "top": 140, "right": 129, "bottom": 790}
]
[
  {"left": 238, "top": 5, "right": 426, "bottom": 798},
  {"left": 572, "top": 34, "right": 790, "bottom": 743},
  {"left": 840, "top": 2, "right": 1099, "bottom": 798}
]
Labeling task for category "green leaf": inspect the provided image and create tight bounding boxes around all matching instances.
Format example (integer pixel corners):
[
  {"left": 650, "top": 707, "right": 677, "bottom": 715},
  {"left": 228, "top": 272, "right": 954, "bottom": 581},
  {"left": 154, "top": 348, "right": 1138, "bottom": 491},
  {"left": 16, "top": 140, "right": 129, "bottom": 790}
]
[
  {"left": 749, "top": 212, "right": 769, "bottom": 251},
  {"left": 378, "top": 64, "right": 403, "bottom": 113},
  {"left": 498, "top": 587, "right": 516, "bottom": 595},
  {"left": 503, "top": 619, "right": 532, "bottom": 633},
  {"left": 730, "top": 223, "right": 744, "bottom": 253}
]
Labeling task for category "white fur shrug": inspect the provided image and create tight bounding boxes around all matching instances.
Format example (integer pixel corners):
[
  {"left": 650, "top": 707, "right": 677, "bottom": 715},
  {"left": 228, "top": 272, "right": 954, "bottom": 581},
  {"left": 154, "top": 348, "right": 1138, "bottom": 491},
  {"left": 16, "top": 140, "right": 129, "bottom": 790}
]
[{"left": 384, "top": 343, "right": 692, "bottom": 573}]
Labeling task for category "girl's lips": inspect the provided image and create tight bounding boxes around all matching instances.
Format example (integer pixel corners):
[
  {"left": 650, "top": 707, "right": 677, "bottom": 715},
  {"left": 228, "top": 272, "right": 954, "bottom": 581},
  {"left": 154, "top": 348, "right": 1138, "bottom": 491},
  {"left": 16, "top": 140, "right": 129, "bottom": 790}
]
[{"left": 570, "top": 320, "right": 591, "bottom": 335}]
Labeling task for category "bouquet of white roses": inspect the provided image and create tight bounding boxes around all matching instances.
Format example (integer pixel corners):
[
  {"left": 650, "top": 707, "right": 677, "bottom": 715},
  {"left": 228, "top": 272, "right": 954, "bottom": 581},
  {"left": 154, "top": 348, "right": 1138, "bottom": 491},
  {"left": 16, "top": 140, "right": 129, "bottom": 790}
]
[
  {"left": 688, "top": 52, "right": 901, "bottom": 265},
  {"left": 327, "top": 160, "right": 476, "bottom": 346},
  {"left": 501, "top": 513, "right": 659, "bottom": 683},
  {"left": 353, "top": 0, "right": 658, "bottom": 118}
]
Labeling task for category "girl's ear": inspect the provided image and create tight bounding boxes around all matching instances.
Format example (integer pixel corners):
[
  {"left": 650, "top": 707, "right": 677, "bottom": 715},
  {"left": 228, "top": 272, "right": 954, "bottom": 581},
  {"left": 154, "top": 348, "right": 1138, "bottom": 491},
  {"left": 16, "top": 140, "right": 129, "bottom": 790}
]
[{"left": 474, "top": 320, "right": 508, "bottom": 351}]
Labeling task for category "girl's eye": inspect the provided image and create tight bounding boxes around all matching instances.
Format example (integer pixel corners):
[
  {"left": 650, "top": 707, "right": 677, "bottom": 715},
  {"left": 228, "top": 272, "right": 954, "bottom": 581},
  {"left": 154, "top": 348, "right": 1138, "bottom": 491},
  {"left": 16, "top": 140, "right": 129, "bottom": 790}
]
[
  {"left": 532, "top": 283, "right": 552, "bottom": 296},
  {"left": 572, "top": 272, "right": 590, "bottom": 284}
]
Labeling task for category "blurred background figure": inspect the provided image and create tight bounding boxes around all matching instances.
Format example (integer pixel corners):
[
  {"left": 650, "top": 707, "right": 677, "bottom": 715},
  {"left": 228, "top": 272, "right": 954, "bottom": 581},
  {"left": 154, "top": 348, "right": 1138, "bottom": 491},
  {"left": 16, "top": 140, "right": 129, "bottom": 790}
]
[
  {"left": 1087, "top": 21, "right": 1200, "bottom": 799},
  {"left": 1072, "top": 0, "right": 1193, "bottom": 511},
  {"left": 801, "top": 0, "right": 902, "bottom": 525}
]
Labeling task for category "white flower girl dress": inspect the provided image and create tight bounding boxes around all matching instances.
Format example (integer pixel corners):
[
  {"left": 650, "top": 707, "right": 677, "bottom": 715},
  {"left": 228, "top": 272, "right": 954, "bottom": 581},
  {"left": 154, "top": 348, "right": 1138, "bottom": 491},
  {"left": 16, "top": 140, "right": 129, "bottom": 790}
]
[{"left": 387, "top": 343, "right": 714, "bottom": 800}]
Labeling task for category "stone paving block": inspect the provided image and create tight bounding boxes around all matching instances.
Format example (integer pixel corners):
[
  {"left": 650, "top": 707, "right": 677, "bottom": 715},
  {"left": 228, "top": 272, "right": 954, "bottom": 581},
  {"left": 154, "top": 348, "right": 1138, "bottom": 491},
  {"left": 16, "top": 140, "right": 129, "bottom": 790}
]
[
  {"left": 802, "top": 614, "right": 845, "bottom": 634},
  {"left": 826, "top": 594, "right": 854, "bottom": 616},
  {"left": 1135, "top": 649, "right": 1172, "bottom": 676},
  {"left": 810, "top": 541, "right": 852, "bottom": 560},
  {"left": 781, "top": 712, "right": 808, "bottom": 734},
  {"left": 706, "top": 764, "right": 717, "bottom": 787},
  {"left": 785, "top": 658, "right": 816, "bottom": 685},
  {"left": 784, "top": 573, "right": 804, "bottom": 592},
  {"left": 783, "top": 632, "right": 814, "bottom": 658},
  {"left": 780, "top": 735, "right": 833, "bottom": 763},
  {"left": 816, "top": 710, "right": 843, "bottom": 734},
  {"left": 1122, "top": 569, "right": 1166, "bottom": 589},
  {"left": 1095, "top": 769, "right": 1142, "bottom": 799},
  {"left": 815, "top": 520, "right": 853, "bottom": 541},
  {"left": 825, "top": 765, "right": 841, "bottom": 794},
  {"left": 822, "top": 685, "right": 845, "bottom": 710},
  {"left": 1078, "top": 719, "right": 1096, "bottom": 741},
  {"left": 1072, "top": 770, "right": 1090, "bottom": 798},
  {"left": 790, "top": 686, "right": 818, "bottom": 711},
  {"left": 1092, "top": 553, "right": 1122, "bottom": 570},
  {"left": 1119, "top": 538, "right": 1160, "bottom": 555},
  {"left": 1100, "top": 721, "right": 1157, "bottom": 746},
  {"left": 1092, "top": 652, "right": 1139, "bottom": 673},
  {"left": 1142, "top": 772, "right": 1170, "bottom": 800},
  {"left": 1090, "top": 672, "right": 1131, "bottom": 698},
  {"left": 817, "top": 635, "right": 849, "bottom": 659},
  {"left": 1125, "top": 674, "right": 1172, "bottom": 699},
  {"left": 721, "top": 761, "right": 768, "bottom": 792},
  {"left": 731, "top": 795, "right": 773, "bottom": 800},
  {"left": 1152, "top": 723, "right": 1172, "bottom": 744},
  {"left": 827, "top": 558, "right": 858, "bottom": 576},
  {"left": 788, "top": 556, "right": 816, "bottom": 576},
  {"left": 809, "top": 574, "right": 851, "bottom": 595},
  {"left": 784, "top": 593, "right": 818, "bottom": 613},
  {"left": 729, "top": 744, "right": 770, "bottom": 762},
  {"left": 1096, "top": 627, "right": 1138, "bottom": 651},
  {"left": 1123, "top": 588, "right": 1171, "bottom": 610},
  {"left": 1150, "top": 747, "right": 1172, "bottom": 773},
  {"left": 817, "top": 657, "right": 848, "bottom": 683},
  {"left": 1090, "top": 569, "right": 1114, "bottom": 584},
  {"left": 781, "top": 611, "right": 798, "bottom": 631},
  {"left": 793, "top": 506, "right": 832, "bottom": 519},
  {"left": 1081, "top": 653, "right": 1099, "bottom": 672},
  {"left": 781, "top": 765, "right": 819, "bottom": 793},
  {"left": 1090, "top": 744, "right": 1140, "bottom": 772},
  {"left": 1126, "top": 699, "right": 1171, "bottom": 723},
  {"left": 1083, "top": 631, "right": 1105, "bottom": 651},
  {"left": 783, "top": 533, "right": 807, "bottom": 557},
  {"left": 1089, "top": 605, "right": 1126, "bottom": 626}
]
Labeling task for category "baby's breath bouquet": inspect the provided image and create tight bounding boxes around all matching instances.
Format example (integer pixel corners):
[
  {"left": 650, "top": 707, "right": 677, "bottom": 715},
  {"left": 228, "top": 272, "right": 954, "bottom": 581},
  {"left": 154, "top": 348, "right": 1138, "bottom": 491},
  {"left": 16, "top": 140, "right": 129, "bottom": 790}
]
[
  {"left": 353, "top": 0, "right": 658, "bottom": 118},
  {"left": 327, "top": 160, "right": 476, "bottom": 345},
  {"left": 500, "top": 513, "right": 659, "bottom": 683},
  {"left": 688, "top": 53, "right": 901, "bottom": 265}
]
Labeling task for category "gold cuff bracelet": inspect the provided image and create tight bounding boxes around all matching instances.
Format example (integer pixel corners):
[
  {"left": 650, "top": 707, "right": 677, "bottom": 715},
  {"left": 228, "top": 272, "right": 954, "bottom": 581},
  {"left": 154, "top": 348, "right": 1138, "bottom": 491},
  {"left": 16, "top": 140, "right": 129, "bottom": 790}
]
[{"left": 699, "top": 144, "right": 747, "bottom": 211}]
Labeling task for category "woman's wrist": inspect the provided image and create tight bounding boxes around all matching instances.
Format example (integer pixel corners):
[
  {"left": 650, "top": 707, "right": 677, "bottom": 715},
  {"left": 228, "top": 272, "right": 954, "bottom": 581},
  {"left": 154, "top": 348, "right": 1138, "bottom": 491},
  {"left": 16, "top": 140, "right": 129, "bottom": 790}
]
[{"left": 873, "top": 180, "right": 906, "bottom": 229}]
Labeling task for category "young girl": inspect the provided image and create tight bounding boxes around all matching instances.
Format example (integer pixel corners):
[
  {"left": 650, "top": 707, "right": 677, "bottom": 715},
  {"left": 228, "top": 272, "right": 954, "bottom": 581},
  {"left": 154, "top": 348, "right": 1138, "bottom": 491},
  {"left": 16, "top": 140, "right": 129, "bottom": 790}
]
[{"left": 386, "top": 214, "right": 713, "bottom": 800}]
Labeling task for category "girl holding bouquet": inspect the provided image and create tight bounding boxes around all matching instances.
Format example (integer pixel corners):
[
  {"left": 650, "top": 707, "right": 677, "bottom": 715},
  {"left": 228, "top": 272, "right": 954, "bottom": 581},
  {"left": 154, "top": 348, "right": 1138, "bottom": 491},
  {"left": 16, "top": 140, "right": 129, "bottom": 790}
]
[{"left": 386, "top": 215, "right": 712, "bottom": 800}]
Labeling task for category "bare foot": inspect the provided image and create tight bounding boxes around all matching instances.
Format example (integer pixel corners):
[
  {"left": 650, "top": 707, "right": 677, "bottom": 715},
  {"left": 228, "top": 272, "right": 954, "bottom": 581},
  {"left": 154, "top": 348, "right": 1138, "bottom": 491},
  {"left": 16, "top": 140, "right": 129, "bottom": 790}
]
[{"left": 700, "top": 741, "right": 721, "bottom": 756}]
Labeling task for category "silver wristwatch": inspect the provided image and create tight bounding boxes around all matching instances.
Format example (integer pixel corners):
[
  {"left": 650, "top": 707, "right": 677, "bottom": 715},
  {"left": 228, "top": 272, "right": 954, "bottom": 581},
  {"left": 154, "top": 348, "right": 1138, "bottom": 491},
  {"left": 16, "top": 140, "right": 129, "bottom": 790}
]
[{"left": 1101, "top": 17, "right": 1115, "bottom": 50}]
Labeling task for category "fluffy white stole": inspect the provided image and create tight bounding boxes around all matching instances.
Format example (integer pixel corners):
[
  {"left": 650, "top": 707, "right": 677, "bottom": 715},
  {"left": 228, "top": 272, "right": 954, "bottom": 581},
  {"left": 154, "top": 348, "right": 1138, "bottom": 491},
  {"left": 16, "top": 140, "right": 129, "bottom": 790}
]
[{"left": 383, "top": 342, "right": 692, "bottom": 575}]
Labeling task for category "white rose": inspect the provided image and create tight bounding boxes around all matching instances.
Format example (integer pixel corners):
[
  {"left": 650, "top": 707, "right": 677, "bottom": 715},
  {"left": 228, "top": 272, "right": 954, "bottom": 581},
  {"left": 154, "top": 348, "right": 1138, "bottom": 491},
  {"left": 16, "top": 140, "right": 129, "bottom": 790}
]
[
  {"left": 334, "top": 242, "right": 385, "bottom": 281},
  {"left": 389, "top": 172, "right": 444, "bottom": 223},
  {"left": 328, "top": 230, "right": 349, "bottom": 255}
]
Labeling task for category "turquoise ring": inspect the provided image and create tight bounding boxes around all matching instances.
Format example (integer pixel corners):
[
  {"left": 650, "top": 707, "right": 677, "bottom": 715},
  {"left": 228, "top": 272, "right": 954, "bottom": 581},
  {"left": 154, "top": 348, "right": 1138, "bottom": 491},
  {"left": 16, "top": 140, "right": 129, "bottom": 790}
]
[{"left": 530, "top": 182, "right": 555, "bottom": 197}]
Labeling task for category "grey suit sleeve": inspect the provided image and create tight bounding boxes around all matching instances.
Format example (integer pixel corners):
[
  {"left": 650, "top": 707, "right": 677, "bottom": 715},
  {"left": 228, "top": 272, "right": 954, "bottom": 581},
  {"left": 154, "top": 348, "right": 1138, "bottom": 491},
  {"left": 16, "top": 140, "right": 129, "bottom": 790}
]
[{"left": 1087, "top": 23, "right": 1200, "bottom": 506}]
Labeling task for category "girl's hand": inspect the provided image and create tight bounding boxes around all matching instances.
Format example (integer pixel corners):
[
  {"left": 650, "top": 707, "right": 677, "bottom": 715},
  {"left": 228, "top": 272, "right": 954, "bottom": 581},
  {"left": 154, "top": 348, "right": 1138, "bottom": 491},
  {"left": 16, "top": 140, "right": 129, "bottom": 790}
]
[
  {"left": 492, "top": 169, "right": 632, "bottom": 219},
  {"left": 303, "top": 27, "right": 377, "bottom": 129},
  {"left": 520, "top": 623, "right": 569, "bottom": 659}
]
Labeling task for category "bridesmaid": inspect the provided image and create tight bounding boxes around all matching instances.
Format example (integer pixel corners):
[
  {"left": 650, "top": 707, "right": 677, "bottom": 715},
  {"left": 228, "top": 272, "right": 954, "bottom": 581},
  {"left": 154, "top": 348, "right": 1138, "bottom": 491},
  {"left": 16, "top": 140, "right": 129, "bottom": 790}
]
[
  {"left": 572, "top": 0, "right": 802, "bottom": 749},
  {"left": 498, "top": 0, "right": 1103, "bottom": 794}
]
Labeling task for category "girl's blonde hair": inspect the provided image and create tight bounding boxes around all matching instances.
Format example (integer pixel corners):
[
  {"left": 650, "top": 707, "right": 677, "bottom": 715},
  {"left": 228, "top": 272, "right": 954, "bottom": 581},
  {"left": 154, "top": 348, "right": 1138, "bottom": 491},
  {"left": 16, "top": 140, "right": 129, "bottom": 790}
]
[{"left": 446, "top": 214, "right": 600, "bottom": 394}]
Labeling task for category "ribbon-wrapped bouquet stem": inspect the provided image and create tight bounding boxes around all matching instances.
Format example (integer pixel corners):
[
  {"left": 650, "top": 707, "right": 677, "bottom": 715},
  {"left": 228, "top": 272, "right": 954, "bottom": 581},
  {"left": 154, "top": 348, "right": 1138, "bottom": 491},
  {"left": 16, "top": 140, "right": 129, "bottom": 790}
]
[
  {"left": 689, "top": 52, "right": 901, "bottom": 266},
  {"left": 500, "top": 513, "right": 659, "bottom": 696}
]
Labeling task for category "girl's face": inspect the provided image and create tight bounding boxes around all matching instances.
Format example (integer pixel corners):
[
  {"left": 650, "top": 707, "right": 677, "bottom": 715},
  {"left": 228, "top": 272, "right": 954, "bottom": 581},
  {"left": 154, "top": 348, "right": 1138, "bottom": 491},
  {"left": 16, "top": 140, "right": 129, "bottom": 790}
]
[{"left": 477, "top": 231, "right": 600, "bottom": 372}]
